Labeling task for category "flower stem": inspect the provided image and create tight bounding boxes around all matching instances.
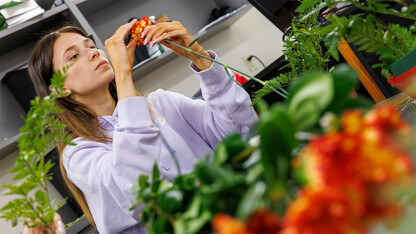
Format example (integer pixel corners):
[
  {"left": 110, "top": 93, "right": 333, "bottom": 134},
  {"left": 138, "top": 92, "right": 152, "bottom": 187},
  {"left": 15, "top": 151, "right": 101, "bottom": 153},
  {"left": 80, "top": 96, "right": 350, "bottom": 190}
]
[{"left": 163, "top": 40, "right": 288, "bottom": 99}]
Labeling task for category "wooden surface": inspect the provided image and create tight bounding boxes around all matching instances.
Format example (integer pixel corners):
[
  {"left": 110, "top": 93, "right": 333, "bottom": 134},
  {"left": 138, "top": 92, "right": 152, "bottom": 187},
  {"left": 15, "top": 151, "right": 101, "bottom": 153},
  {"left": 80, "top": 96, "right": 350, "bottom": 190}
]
[{"left": 337, "top": 38, "right": 387, "bottom": 103}]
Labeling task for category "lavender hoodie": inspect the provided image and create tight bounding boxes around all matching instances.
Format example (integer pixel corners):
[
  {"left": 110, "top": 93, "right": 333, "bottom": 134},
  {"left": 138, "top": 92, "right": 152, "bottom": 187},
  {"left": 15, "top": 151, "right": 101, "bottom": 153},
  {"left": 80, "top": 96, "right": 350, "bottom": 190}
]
[{"left": 62, "top": 51, "right": 258, "bottom": 234}]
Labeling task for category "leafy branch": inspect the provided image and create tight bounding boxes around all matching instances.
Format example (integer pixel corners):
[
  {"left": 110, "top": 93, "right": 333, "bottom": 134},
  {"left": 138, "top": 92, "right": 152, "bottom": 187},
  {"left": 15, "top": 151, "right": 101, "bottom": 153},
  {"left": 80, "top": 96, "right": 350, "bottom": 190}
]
[
  {"left": 252, "top": 5, "right": 334, "bottom": 105},
  {"left": 300, "top": 0, "right": 416, "bottom": 78},
  {"left": 1, "top": 66, "right": 72, "bottom": 233}
]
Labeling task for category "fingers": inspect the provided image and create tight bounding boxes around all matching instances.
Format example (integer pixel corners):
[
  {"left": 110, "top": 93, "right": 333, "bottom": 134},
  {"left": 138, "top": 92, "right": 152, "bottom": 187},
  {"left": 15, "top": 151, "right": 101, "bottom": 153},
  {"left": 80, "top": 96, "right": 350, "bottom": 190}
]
[
  {"left": 106, "top": 19, "right": 138, "bottom": 46},
  {"left": 126, "top": 37, "right": 137, "bottom": 57},
  {"left": 53, "top": 213, "right": 66, "bottom": 234},
  {"left": 141, "top": 21, "right": 185, "bottom": 46},
  {"left": 153, "top": 31, "right": 184, "bottom": 45},
  {"left": 116, "top": 19, "right": 138, "bottom": 40}
]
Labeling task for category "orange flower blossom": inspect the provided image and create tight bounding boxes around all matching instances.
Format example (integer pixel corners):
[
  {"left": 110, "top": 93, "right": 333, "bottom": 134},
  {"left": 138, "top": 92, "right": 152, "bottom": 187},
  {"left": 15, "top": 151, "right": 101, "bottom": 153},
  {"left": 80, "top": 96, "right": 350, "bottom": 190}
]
[{"left": 131, "top": 16, "right": 152, "bottom": 45}]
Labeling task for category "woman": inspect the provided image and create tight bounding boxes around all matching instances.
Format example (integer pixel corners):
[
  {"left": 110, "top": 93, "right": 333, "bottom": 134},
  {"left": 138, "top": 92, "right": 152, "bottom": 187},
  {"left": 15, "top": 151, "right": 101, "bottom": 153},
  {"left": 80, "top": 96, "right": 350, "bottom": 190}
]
[{"left": 28, "top": 19, "right": 257, "bottom": 233}]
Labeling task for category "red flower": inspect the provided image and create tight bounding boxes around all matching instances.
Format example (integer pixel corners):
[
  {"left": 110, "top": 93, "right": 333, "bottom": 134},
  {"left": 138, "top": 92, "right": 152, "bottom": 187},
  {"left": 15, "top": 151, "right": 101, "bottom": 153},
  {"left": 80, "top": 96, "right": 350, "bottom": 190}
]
[
  {"left": 247, "top": 209, "right": 281, "bottom": 233},
  {"left": 212, "top": 213, "right": 251, "bottom": 234},
  {"left": 131, "top": 16, "right": 152, "bottom": 45},
  {"left": 283, "top": 185, "right": 366, "bottom": 234},
  {"left": 293, "top": 104, "right": 414, "bottom": 227}
]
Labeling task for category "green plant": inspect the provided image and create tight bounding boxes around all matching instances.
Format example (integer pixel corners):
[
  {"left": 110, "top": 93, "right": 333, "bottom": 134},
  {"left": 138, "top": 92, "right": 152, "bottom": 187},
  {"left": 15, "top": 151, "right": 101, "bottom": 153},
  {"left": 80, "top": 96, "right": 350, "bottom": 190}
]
[
  {"left": 0, "top": 66, "right": 72, "bottom": 233},
  {"left": 132, "top": 65, "right": 374, "bottom": 234},
  {"left": 252, "top": 3, "right": 335, "bottom": 105},
  {"left": 300, "top": 0, "right": 416, "bottom": 78}
]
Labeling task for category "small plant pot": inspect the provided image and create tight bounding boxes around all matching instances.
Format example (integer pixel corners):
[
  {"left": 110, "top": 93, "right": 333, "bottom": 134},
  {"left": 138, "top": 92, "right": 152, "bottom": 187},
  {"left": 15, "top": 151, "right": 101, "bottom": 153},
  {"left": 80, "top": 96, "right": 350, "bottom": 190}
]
[{"left": 388, "top": 66, "right": 416, "bottom": 99}]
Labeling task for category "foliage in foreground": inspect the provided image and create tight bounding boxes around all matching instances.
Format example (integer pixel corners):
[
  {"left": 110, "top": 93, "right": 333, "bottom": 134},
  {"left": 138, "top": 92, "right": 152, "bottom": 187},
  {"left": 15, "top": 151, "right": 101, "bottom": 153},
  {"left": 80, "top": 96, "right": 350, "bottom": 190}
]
[
  {"left": 130, "top": 65, "right": 416, "bottom": 234},
  {"left": 0, "top": 67, "right": 72, "bottom": 232}
]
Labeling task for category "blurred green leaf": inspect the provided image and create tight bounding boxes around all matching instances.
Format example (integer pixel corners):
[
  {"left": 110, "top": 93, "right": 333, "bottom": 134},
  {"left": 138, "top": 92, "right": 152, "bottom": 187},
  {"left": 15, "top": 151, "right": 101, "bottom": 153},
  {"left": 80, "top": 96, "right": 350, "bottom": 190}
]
[
  {"left": 214, "top": 143, "right": 228, "bottom": 165},
  {"left": 330, "top": 64, "right": 359, "bottom": 101},
  {"left": 288, "top": 72, "right": 334, "bottom": 129},
  {"left": 156, "top": 190, "right": 184, "bottom": 214},
  {"left": 139, "top": 174, "right": 150, "bottom": 189},
  {"left": 195, "top": 161, "right": 243, "bottom": 186},
  {"left": 259, "top": 105, "right": 296, "bottom": 189},
  {"left": 236, "top": 181, "right": 266, "bottom": 220},
  {"left": 152, "top": 163, "right": 160, "bottom": 183}
]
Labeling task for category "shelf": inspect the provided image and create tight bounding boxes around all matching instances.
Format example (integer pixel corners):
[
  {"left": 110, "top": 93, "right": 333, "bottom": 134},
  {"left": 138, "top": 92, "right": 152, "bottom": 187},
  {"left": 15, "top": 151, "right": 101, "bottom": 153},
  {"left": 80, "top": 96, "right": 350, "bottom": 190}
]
[
  {"left": 0, "top": 4, "right": 70, "bottom": 55},
  {"left": 76, "top": 0, "right": 218, "bottom": 42},
  {"left": 0, "top": 80, "right": 25, "bottom": 159}
]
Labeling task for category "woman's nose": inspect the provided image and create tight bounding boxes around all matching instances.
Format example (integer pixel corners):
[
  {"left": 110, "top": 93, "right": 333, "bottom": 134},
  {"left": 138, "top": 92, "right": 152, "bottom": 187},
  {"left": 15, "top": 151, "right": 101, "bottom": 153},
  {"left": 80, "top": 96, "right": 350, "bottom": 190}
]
[{"left": 90, "top": 49, "right": 99, "bottom": 60}]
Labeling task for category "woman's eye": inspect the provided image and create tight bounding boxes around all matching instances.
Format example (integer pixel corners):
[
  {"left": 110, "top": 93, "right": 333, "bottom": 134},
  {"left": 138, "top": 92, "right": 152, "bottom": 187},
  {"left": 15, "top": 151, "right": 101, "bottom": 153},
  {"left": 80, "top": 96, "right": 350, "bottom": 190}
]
[
  {"left": 90, "top": 45, "right": 96, "bottom": 49},
  {"left": 70, "top": 54, "right": 79, "bottom": 61}
]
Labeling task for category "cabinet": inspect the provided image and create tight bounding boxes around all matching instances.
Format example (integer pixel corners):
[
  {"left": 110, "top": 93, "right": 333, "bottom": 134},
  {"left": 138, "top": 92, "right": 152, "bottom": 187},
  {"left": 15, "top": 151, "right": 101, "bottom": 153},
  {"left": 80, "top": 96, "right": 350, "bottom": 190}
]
[{"left": 0, "top": 0, "right": 252, "bottom": 158}]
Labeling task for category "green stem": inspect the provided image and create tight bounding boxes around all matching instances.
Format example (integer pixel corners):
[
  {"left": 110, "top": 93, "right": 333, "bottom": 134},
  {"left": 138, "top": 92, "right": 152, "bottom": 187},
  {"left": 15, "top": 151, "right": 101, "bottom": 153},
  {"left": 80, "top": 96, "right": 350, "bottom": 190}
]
[
  {"left": 398, "top": 0, "right": 416, "bottom": 18},
  {"left": 149, "top": 200, "right": 176, "bottom": 225},
  {"left": 163, "top": 40, "right": 288, "bottom": 99},
  {"left": 24, "top": 195, "right": 51, "bottom": 231}
]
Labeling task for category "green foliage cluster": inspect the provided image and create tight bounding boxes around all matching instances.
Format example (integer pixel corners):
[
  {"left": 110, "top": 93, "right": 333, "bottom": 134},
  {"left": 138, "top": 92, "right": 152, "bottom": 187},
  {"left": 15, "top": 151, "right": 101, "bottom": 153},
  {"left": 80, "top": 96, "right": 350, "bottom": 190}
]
[
  {"left": 0, "top": 66, "right": 72, "bottom": 232},
  {"left": 133, "top": 65, "right": 372, "bottom": 234},
  {"left": 254, "top": 0, "right": 416, "bottom": 104},
  {"left": 252, "top": 4, "right": 334, "bottom": 105},
  {"left": 300, "top": 0, "right": 416, "bottom": 78}
]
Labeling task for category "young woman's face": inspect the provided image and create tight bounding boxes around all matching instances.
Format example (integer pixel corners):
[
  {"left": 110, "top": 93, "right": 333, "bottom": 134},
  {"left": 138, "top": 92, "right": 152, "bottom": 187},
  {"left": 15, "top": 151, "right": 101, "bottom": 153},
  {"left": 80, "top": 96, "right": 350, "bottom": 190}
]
[{"left": 52, "top": 32, "right": 114, "bottom": 98}]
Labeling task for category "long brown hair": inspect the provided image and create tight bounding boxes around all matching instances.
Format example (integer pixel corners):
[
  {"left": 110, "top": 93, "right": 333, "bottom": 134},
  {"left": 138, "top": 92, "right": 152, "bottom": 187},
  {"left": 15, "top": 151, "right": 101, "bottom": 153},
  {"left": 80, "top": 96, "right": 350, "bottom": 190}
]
[{"left": 28, "top": 26, "right": 117, "bottom": 228}]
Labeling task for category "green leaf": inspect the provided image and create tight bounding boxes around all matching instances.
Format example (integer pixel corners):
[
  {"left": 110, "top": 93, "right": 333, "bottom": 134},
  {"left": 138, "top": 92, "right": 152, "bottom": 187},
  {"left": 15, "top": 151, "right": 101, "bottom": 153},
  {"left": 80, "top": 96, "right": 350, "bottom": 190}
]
[
  {"left": 330, "top": 64, "right": 359, "bottom": 101},
  {"left": 0, "top": 1, "right": 23, "bottom": 9},
  {"left": 296, "top": 0, "right": 321, "bottom": 13},
  {"left": 153, "top": 216, "right": 170, "bottom": 234},
  {"left": 34, "top": 190, "right": 48, "bottom": 206},
  {"left": 300, "top": 2, "right": 326, "bottom": 21},
  {"left": 174, "top": 174, "right": 196, "bottom": 191},
  {"left": 139, "top": 174, "right": 150, "bottom": 189},
  {"left": 288, "top": 72, "right": 334, "bottom": 129},
  {"left": 214, "top": 143, "right": 228, "bottom": 165},
  {"left": 173, "top": 218, "right": 186, "bottom": 234},
  {"left": 235, "top": 181, "right": 266, "bottom": 220},
  {"left": 219, "top": 133, "right": 249, "bottom": 162},
  {"left": 156, "top": 190, "right": 184, "bottom": 214},
  {"left": 195, "top": 161, "right": 243, "bottom": 186},
  {"left": 152, "top": 163, "right": 160, "bottom": 183},
  {"left": 182, "top": 194, "right": 202, "bottom": 220},
  {"left": 259, "top": 105, "right": 295, "bottom": 188},
  {"left": 186, "top": 210, "right": 212, "bottom": 233}
]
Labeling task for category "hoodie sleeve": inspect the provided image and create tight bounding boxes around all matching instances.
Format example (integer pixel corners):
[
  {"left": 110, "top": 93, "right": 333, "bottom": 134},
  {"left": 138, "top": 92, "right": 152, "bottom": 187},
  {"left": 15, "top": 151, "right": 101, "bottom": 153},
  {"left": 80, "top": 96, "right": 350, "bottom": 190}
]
[{"left": 165, "top": 50, "right": 258, "bottom": 148}]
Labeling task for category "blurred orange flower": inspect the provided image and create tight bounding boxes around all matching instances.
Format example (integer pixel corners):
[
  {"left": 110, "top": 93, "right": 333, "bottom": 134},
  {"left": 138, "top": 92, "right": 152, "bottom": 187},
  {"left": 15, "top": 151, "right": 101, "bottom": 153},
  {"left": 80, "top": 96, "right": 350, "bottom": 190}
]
[
  {"left": 289, "top": 105, "right": 414, "bottom": 232},
  {"left": 283, "top": 184, "right": 366, "bottom": 234},
  {"left": 248, "top": 208, "right": 281, "bottom": 233},
  {"left": 212, "top": 213, "right": 250, "bottom": 234}
]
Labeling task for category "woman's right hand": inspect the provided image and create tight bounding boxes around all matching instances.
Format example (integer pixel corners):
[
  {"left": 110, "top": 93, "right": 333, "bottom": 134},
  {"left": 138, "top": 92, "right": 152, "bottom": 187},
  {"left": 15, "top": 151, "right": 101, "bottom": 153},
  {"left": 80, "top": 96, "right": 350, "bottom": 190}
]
[
  {"left": 105, "top": 19, "right": 138, "bottom": 79},
  {"left": 105, "top": 20, "right": 140, "bottom": 100}
]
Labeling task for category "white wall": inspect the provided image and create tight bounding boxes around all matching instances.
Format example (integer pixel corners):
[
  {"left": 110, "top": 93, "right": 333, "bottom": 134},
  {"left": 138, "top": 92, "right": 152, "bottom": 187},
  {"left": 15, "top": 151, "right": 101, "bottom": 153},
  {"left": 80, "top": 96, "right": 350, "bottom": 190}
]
[
  {"left": 0, "top": 6, "right": 284, "bottom": 234},
  {"left": 134, "top": 7, "right": 284, "bottom": 96}
]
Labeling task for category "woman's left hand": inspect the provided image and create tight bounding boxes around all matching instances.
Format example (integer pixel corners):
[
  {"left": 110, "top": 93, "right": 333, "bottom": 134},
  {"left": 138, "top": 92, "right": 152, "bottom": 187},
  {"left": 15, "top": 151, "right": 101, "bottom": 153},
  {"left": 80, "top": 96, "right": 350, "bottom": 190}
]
[{"left": 140, "top": 21, "right": 213, "bottom": 70}]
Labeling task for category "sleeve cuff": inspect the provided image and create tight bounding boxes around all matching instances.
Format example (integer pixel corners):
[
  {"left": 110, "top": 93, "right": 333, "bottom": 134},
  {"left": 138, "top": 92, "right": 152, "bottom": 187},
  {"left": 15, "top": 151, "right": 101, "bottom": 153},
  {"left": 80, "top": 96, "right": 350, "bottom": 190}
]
[
  {"left": 189, "top": 50, "right": 231, "bottom": 93},
  {"left": 117, "top": 96, "right": 153, "bottom": 126}
]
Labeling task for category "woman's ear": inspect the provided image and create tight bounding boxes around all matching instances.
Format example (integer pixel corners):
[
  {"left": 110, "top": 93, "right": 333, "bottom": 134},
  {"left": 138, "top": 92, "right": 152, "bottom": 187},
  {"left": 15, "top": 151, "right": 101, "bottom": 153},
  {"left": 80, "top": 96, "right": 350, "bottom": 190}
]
[{"left": 49, "top": 85, "right": 72, "bottom": 97}]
